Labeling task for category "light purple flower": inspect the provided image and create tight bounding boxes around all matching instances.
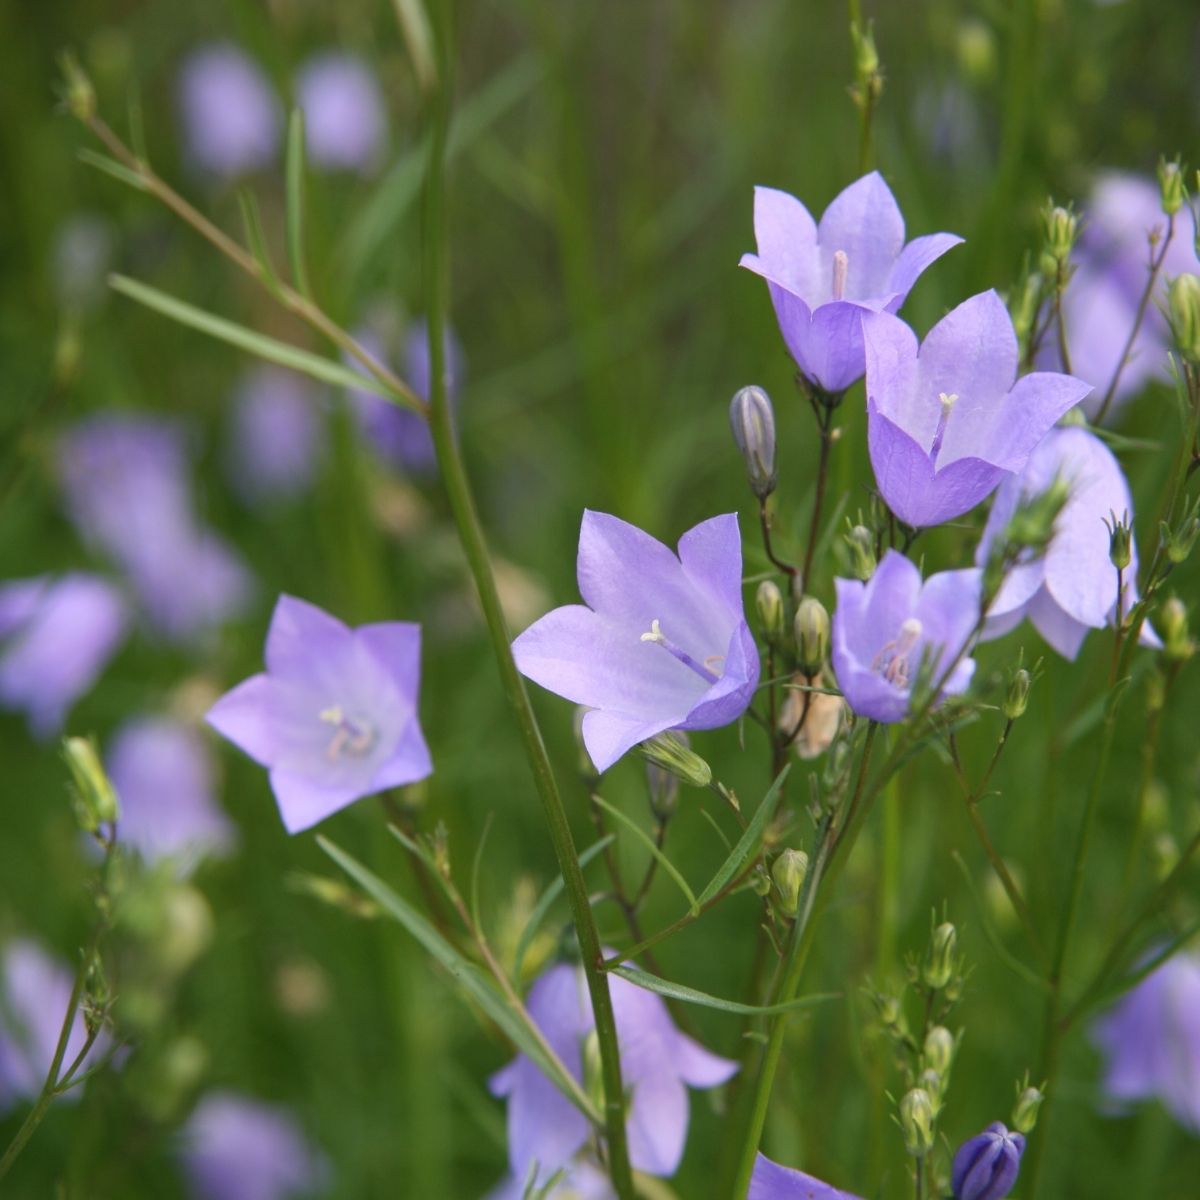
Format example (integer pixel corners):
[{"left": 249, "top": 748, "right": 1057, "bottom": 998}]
[
  {"left": 0, "top": 574, "right": 128, "bottom": 738},
  {"left": 512, "top": 511, "right": 759, "bottom": 773},
  {"left": 206, "top": 594, "right": 431, "bottom": 833},
  {"left": 740, "top": 171, "right": 962, "bottom": 393},
  {"left": 950, "top": 1122, "right": 1025, "bottom": 1200},
  {"left": 1091, "top": 949, "right": 1200, "bottom": 1133},
  {"left": 226, "top": 367, "right": 323, "bottom": 504},
  {"left": 490, "top": 961, "right": 737, "bottom": 1188},
  {"left": 0, "top": 939, "right": 107, "bottom": 1113},
  {"left": 106, "top": 716, "right": 235, "bottom": 869},
  {"left": 749, "top": 1153, "right": 864, "bottom": 1200},
  {"left": 296, "top": 52, "right": 386, "bottom": 175},
  {"left": 179, "top": 1090, "right": 328, "bottom": 1200},
  {"left": 485, "top": 1159, "right": 615, "bottom": 1200},
  {"left": 831, "top": 550, "right": 979, "bottom": 724},
  {"left": 863, "top": 290, "right": 1090, "bottom": 528},
  {"left": 178, "top": 44, "right": 281, "bottom": 178},
  {"left": 976, "top": 426, "right": 1154, "bottom": 660}
]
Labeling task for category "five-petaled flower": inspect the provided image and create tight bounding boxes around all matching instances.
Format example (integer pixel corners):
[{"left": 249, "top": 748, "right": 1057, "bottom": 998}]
[
  {"left": 740, "top": 171, "right": 962, "bottom": 394},
  {"left": 863, "top": 290, "right": 1090, "bottom": 528},
  {"left": 749, "top": 1153, "right": 864, "bottom": 1199},
  {"left": 206, "top": 594, "right": 432, "bottom": 833},
  {"left": 512, "top": 511, "right": 759, "bottom": 773},
  {"left": 831, "top": 550, "right": 980, "bottom": 724}
]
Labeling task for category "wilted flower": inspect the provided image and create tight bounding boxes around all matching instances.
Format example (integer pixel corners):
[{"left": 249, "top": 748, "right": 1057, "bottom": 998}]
[
  {"left": 106, "top": 715, "right": 235, "bottom": 869},
  {"left": 490, "top": 960, "right": 737, "bottom": 1187},
  {"left": 740, "top": 171, "right": 962, "bottom": 393},
  {"left": 977, "top": 426, "right": 1155, "bottom": 659},
  {"left": 749, "top": 1153, "right": 864, "bottom": 1199},
  {"left": 177, "top": 43, "right": 281, "bottom": 178},
  {"left": 1091, "top": 949, "right": 1200, "bottom": 1132},
  {"left": 179, "top": 1090, "right": 329, "bottom": 1200},
  {"left": 950, "top": 1122, "right": 1025, "bottom": 1200},
  {"left": 831, "top": 550, "right": 979, "bottom": 723},
  {"left": 0, "top": 939, "right": 108, "bottom": 1113},
  {"left": 863, "top": 290, "right": 1089, "bottom": 528},
  {"left": 206, "top": 594, "right": 432, "bottom": 833},
  {"left": 0, "top": 573, "right": 128, "bottom": 738},
  {"left": 512, "top": 511, "right": 759, "bottom": 772},
  {"left": 226, "top": 367, "right": 323, "bottom": 505},
  {"left": 296, "top": 52, "right": 386, "bottom": 175}
]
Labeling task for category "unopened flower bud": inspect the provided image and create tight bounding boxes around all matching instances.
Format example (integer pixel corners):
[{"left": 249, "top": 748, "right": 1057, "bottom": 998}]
[
  {"left": 582, "top": 1029, "right": 605, "bottom": 1114},
  {"left": 1011, "top": 1085, "right": 1044, "bottom": 1135},
  {"left": 1003, "top": 667, "right": 1032, "bottom": 721},
  {"left": 919, "top": 1067, "right": 944, "bottom": 1102},
  {"left": 900, "top": 1087, "right": 937, "bottom": 1156},
  {"left": 771, "top": 849, "right": 809, "bottom": 917},
  {"left": 1040, "top": 200, "right": 1077, "bottom": 265},
  {"left": 645, "top": 734, "right": 685, "bottom": 820},
  {"left": 58, "top": 51, "right": 97, "bottom": 122},
  {"left": 750, "top": 865, "right": 772, "bottom": 896},
  {"left": 843, "top": 523, "right": 876, "bottom": 581},
  {"left": 924, "top": 1025, "right": 956, "bottom": 1076},
  {"left": 1160, "top": 595, "right": 1194, "bottom": 663},
  {"left": 1158, "top": 157, "right": 1185, "bottom": 216},
  {"left": 956, "top": 18, "right": 996, "bottom": 83},
  {"left": 1168, "top": 273, "right": 1200, "bottom": 363},
  {"left": 793, "top": 597, "right": 830, "bottom": 675},
  {"left": 756, "top": 580, "right": 786, "bottom": 645},
  {"left": 923, "top": 921, "right": 959, "bottom": 990},
  {"left": 639, "top": 731, "right": 712, "bottom": 789},
  {"left": 730, "top": 385, "right": 777, "bottom": 500},
  {"left": 951, "top": 1122, "right": 1025, "bottom": 1200},
  {"left": 63, "top": 736, "right": 120, "bottom": 832},
  {"left": 1161, "top": 503, "right": 1200, "bottom": 565},
  {"left": 850, "top": 19, "right": 879, "bottom": 80},
  {"left": 1106, "top": 512, "right": 1132, "bottom": 571}
]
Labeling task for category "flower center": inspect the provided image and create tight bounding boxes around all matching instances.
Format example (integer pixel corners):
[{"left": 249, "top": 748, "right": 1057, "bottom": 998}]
[
  {"left": 319, "top": 706, "right": 377, "bottom": 760},
  {"left": 641, "top": 618, "right": 723, "bottom": 684},
  {"left": 831, "top": 249, "right": 849, "bottom": 301},
  {"left": 929, "top": 392, "right": 957, "bottom": 464},
  {"left": 871, "top": 618, "right": 923, "bottom": 690}
]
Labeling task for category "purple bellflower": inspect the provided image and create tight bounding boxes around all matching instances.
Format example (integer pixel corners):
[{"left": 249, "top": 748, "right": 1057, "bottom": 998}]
[
  {"left": 976, "top": 426, "right": 1154, "bottom": 660},
  {"left": 950, "top": 1123, "right": 1025, "bottom": 1200},
  {"left": 749, "top": 1153, "right": 865, "bottom": 1200},
  {"left": 512, "top": 511, "right": 759, "bottom": 773},
  {"left": 486, "top": 1159, "right": 615, "bottom": 1200},
  {"left": 0, "top": 573, "right": 128, "bottom": 738},
  {"left": 863, "top": 290, "right": 1090, "bottom": 528},
  {"left": 831, "top": 550, "right": 980, "bottom": 724},
  {"left": 490, "top": 960, "right": 738, "bottom": 1187},
  {"left": 226, "top": 367, "right": 323, "bottom": 505},
  {"left": 206, "top": 595, "right": 432, "bottom": 833},
  {"left": 179, "top": 1090, "right": 329, "bottom": 1200},
  {"left": 740, "top": 171, "right": 962, "bottom": 394},
  {"left": 1091, "top": 949, "right": 1200, "bottom": 1133},
  {"left": 106, "top": 716, "right": 236, "bottom": 869},
  {"left": 178, "top": 43, "right": 281, "bottom": 179},
  {"left": 296, "top": 52, "right": 386, "bottom": 175},
  {"left": 0, "top": 939, "right": 108, "bottom": 1113}
]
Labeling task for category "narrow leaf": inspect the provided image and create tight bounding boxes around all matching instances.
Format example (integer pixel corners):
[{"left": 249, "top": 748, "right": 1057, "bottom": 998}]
[
  {"left": 608, "top": 965, "right": 839, "bottom": 1017},
  {"left": 285, "top": 109, "right": 312, "bottom": 298},
  {"left": 591, "top": 795, "right": 698, "bottom": 915},
  {"left": 77, "top": 148, "right": 147, "bottom": 191},
  {"left": 389, "top": 0, "right": 438, "bottom": 93},
  {"left": 237, "top": 189, "right": 282, "bottom": 296}
]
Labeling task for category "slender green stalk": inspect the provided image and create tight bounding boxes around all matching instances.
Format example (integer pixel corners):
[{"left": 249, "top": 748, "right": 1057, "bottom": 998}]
[{"left": 419, "top": 12, "right": 634, "bottom": 1196}]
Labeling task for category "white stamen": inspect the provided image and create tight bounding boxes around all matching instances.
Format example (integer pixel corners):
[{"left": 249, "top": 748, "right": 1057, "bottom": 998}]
[
  {"left": 320, "top": 706, "right": 377, "bottom": 760},
  {"left": 871, "top": 618, "right": 924, "bottom": 690},
  {"left": 640, "top": 619, "right": 665, "bottom": 645},
  {"left": 832, "top": 250, "right": 849, "bottom": 301}
]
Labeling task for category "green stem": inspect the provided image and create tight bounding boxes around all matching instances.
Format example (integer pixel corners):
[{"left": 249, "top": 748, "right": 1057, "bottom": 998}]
[{"left": 419, "top": 14, "right": 633, "bottom": 1196}]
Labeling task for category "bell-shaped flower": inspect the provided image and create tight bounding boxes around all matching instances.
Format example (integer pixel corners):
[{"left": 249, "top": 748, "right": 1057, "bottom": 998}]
[
  {"left": 106, "top": 715, "right": 236, "bottom": 870},
  {"left": 179, "top": 1090, "right": 329, "bottom": 1200},
  {"left": 950, "top": 1123, "right": 1025, "bottom": 1200},
  {"left": 1090, "top": 949, "right": 1200, "bottom": 1133},
  {"left": 749, "top": 1153, "right": 864, "bottom": 1200},
  {"left": 976, "top": 426, "right": 1154, "bottom": 660},
  {"left": 490, "top": 960, "right": 738, "bottom": 1189},
  {"left": 297, "top": 52, "right": 386, "bottom": 175},
  {"left": 0, "top": 573, "right": 128, "bottom": 738},
  {"left": 831, "top": 550, "right": 979, "bottom": 724},
  {"left": 863, "top": 290, "right": 1090, "bottom": 528},
  {"left": 740, "top": 171, "right": 962, "bottom": 393},
  {"left": 512, "top": 511, "right": 759, "bottom": 773},
  {"left": 205, "top": 595, "right": 432, "bottom": 833}
]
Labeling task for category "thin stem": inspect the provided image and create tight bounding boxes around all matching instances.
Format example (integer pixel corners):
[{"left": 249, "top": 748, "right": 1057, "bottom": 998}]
[
  {"left": 419, "top": 16, "right": 633, "bottom": 1194},
  {"left": 800, "top": 397, "right": 835, "bottom": 591},
  {"left": 1052, "top": 259, "right": 1073, "bottom": 376},
  {"left": 758, "top": 500, "right": 798, "bottom": 580}
]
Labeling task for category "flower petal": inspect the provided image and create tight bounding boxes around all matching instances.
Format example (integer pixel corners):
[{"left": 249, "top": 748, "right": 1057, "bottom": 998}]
[
  {"left": 205, "top": 674, "right": 279, "bottom": 765},
  {"left": 369, "top": 717, "right": 432, "bottom": 791},
  {"left": 268, "top": 766, "right": 367, "bottom": 834},
  {"left": 674, "top": 1032, "right": 739, "bottom": 1087},
  {"left": 677, "top": 514, "right": 744, "bottom": 618},
  {"left": 1027, "top": 587, "right": 1090, "bottom": 660},
  {"left": 863, "top": 310, "right": 926, "bottom": 446},
  {"left": 887, "top": 232, "right": 964, "bottom": 305},
  {"left": 916, "top": 290, "right": 1018, "bottom": 415},
  {"left": 265, "top": 594, "right": 355, "bottom": 679},
  {"left": 581, "top": 708, "right": 678, "bottom": 774},
  {"left": 749, "top": 1153, "right": 863, "bottom": 1200},
  {"left": 817, "top": 171, "right": 905, "bottom": 299},
  {"left": 356, "top": 622, "right": 422, "bottom": 703},
  {"left": 773, "top": 291, "right": 872, "bottom": 393},
  {"left": 741, "top": 185, "right": 821, "bottom": 299},
  {"left": 626, "top": 1072, "right": 689, "bottom": 1176}
]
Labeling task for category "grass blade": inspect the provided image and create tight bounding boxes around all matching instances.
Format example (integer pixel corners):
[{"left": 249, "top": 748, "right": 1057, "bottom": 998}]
[
  {"left": 591, "top": 795, "right": 698, "bottom": 915},
  {"left": 608, "top": 965, "right": 839, "bottom": 1017},
  {"left": 285, "top": 108, "right": 312, "bottom": 299},
  {"left": 77, "top": 148, "right": 147, "bottom": 191}
]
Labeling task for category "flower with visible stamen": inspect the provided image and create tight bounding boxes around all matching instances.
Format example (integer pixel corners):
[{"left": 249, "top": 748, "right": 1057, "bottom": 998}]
[{"left": 205, "top": 595, "right": 431, "bottom": 833}]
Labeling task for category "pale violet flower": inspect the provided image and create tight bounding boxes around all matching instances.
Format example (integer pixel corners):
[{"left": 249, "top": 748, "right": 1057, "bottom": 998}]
[
  {"left": 749, "top": 1153, "right": 864, "bottom": 1199},
  {"left": 512, "top": 511, "right": 759, "bottom": 772},
  {"left": 296, "top": 52, "right": 386, "bottom": 175}
]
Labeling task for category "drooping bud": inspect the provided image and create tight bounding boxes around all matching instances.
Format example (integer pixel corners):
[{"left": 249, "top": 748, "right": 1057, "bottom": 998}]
[
  {"left": 645, "top": 733, "right": 685, "bottom": 820},
  {"left": 923, "top": 920, "right": 959, "bottom": 990},
  {"left": 951, "top": 1122, "right": 1025, "bottom": 1200},
  {"left": 793, "top": 596, "right": 830, "bottom": 675},
  {"left": 1040, "top": 200, "right": 1078, "bottom": 266},
  {"left": 843, "top": 522, "right": 877, "bottom": 581},
  {"left": 1011, "top": 1084, "right": 1044, "bottom": 1135},
  {"left": 1160, "top": 595, "right": 1195, "bottom": 663},
  {"left": 1003, "top": 667, "right": 1032, "bottom": 721},
  {"left": 1158, "top": 157, "right": 1185, "bottom": 216},
  {"left": 900, "top": 1087, "right": 937, "bottom": 1156},
  {"left": 1168, "top": 273, "right": 1200, "bottom": 363},
  {"left": 639, "top": 731, "right": 712, "bottom": 789},
  {"left": 924, "top": 1025, "right": 956, "bottom": 1077},
  {"left": 756, "top": 579, "right": 786, "bottom": 645},
  {"left": 729, "top": 385, "right": 778, "bottom": 500},
  {"left": 771, "top": 848, "right": 809, "bottom": 917},
  {"left": 63, "top": 736, "right": 120, "bottom": 833}
]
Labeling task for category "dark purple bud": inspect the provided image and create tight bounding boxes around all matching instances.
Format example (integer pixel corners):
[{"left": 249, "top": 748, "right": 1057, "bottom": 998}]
[{"left": 951, "top": 1122, "right": 1025, "bottom": 1200}]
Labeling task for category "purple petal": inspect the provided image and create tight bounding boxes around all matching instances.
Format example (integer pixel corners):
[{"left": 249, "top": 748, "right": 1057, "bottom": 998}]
[
  {"left": 740, "top": 185, "right": 820, "bottom": 299},
  {"left": 206, "top": 674, "right": 278, "bottom": 766},
  {"left": 626, "top": 1072, "right": 689, "bottom": 1176},
  {"left": 580, "top": 709, "right": 679, "bottom": 774},
  {"left": 297, "top": 52, "right": 386, "bottom": 175},
  {"left": 268, "top": 767, "right": 369, "bottom": 835},
  {"left": 862, "top": 311, "right": 926, "bottom": 444},
  {"left": 769, "top": 290, "right": 873, "bottom": 393},
  {"left": 674, "top": 1033, "right": 739, "bottom": 1087},
  {"left": 265, "top": 594, "right": 355, "bottom": 679},
  {"left": 887, "top": 232, "right": 964, "bottom": 305},
  {"left": 356, "top": 622, "right": 423, "bottom": 704},
  {"left": 816, "top": 171, "right": 905, "bottom": 299},
  {"left": 1027, "top": 587, "right": 1090, "bottom": 660},
  {"left": 677, "top": 514, "right": 745, "bottom": 617},
  {"left": 679, "top": 622, "right": 761, "bottom": 731},
  {"left": 749, "top": 1153, "right": 864, "bottom": 1200},
  {"left": 368, "top": 719, "right": 433, "bottom": 791},
  {"left": 917, "top": 291, "right": 1018, "bottom": 414}
]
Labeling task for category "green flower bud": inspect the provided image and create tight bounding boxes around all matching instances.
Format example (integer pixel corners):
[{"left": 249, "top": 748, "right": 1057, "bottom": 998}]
[
  {"left": 899, "top": 1087, "right": 937, "bottom": 1156},
  {"left": 850, "top": 20, "right": 879, "bottom": 79},
  {"left": 63, "top": 736, "right": 120, "bottom": 833},
  {"left": 1012, "top": 1084, "right": 1045, "bottom": 1134},
  {"left": 750, "top": 865, "right": 772, "bottom": 897},
  {"left": 756, "top": 579, "right": 786, "bottom": 645},
  {"left": 956, "top": 17, "right": 996, "bottom": 83},
  {"left": 639, "top": 732, "right": 712, "bottom": 789},
  {"left": 646, "top": 733, "right": 687, "bottom": 820},
  {"left": 771, "top": 849, "right": 809, "bottom": 917},
  {"left": 918, "top": 1067, "right": 944, "bottom": 1103},
  {"left": 1161, "top": 500, "right": 1200, "bottom": 565},
  {"left": 730, "top": 385, "right": 778, "bottom": 500},
  {"left": 923, "top": 921, "right": 959, "bottom": 991},
  {"left": 1040, "top": 200, "right": 1078, "bottom": 265},
  {"left": 1169, "top": 273, "right": 1200, "bottom": 363},
  {"left": 843, "top": 523, "right": 876, "bottom": 581},
  {"left": 923, "top": 1025, "right": 956, "bottom": 1076},
  {"left": 58, "top": 51, "right": 97, "bottom": 122},
  {"left": 793, "top": 597, "right": 830, "bottom": 675},
  {"left": 582, "top": 1029, "right": 605, "bottom": 1114},
  {"left": 1159, "top": 157, "right": 1185, "bottom": 216},
  {"left": 1160, "top": 595, "right": 1195, "bottom": 663},
  {"left": 1003, "top": 667, "right": 1032, "bottom": 721},
  {"left": 1107, "top": 512, "right": 1133, "bottom": 571}
]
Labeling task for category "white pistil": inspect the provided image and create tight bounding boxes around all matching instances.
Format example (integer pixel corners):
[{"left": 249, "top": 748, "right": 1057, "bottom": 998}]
[
  {"left": 929, "top": 392, "right": 958, "bottom": 464},
  {"left": 319, "top": 706, "right": 376, "bottom": 761},
  {"left": 871, "top": 617, "right": 923, "bottom": 690},
  {"left": 832, "top": 250, "right": 849, "bottom": 301},
  {"left": 640, "top": 618, "right": 722, "bottom": 684}
]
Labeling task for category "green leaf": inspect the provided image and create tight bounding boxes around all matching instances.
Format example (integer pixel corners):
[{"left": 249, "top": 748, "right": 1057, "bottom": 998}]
[
  {"left": 591, "top": 795, "right": 698, "bottom": 915},
  {"left": 237, "top": 189, "right": 282, "bottom": 297},
  {"left": 695, "top": 764, "right": 790, "bottom": 908},
  {"left": 389, "top": 0, "right": 438, "bottom": 93},
  {"left": 285, "top": 109, "right": 312, "bottom": 299},
  {"left": 608, "top": 965, "right": 839, "bottom": 1017},
  {"left": 108, "top": 274, "right": 406, "bottom": 402},
  {"left": 318, "top": 836, "right": 600, "bottom": 1123},
  {"left": 77, "top": 148, "right": 147, "bottom": 191}
]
